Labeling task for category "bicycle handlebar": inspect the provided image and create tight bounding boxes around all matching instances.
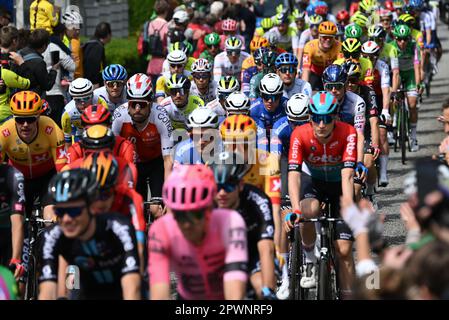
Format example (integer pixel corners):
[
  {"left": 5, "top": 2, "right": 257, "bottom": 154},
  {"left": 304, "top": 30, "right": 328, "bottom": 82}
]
[{"left": 25, "top": 217, "right": 55, "bottom": 224}]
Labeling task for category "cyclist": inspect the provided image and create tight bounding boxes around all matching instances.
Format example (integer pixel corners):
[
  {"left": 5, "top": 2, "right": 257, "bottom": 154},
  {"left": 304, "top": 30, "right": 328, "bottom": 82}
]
[
  {"left": 93, "top": 64, "right": 128, "bottom": 113},
  {"left": 249, "top": 50, "right": 278, "bottom": 100},
  {"left": 113, "top": 73, "right": 174, "bottom": 199},
  {"left": 219, "top": 18, "right": 246, "bottom": 51},
  {"left": 290, "top": 9, "right": 307, "bottom": 35},
  {"left": 155, "top": 49, "right": 190, "bottom": 104},
  {"left": 294, "top": 15, "right": 323, "bottom": 66},
  {"left": 211, "top": 151, "right": 277, "bottom": 300},
  {"left": 199, "top": 32, "right": 222, "bottom": 66},
  {"left": 302, "top": 21, "right": 341, "bottom": 91},
  {"left": 344, "top": 23, "right": 363, "bottom": 41},
  {"left": 0, "top": 164, "right": 25, "bottom": 280},
  {"left": 337, "top": 9, "right": 350, "bottom": 26},
  {"left": 190, "top": 58, "right": 217, "bottom": 104},
  {"left": 223, "top": 92, "right": 251, "bottom": 117},
  {"left": 393, "top": 0, "right": 406, "bottom": 18},
  {"left": 213, "top": 37, "right": 250, "bottom": 83},
  {"left": 275, "top": 52, "right": 312, "bottom": 99},
  {"left": 287, "top": 91, "right": 357, "bottom": 297},
  {"left": 264, "top": 13, "right": 296, "bottom": 52},
  {"left": 241, "top": 37, "right": 269, "bottom": 94},
  {"left": 389, "top": 24, "right": 422, "bottom": 152},
  {"left": 398, "top": 13, "right": 424, "bottom": 49},
  {"left": 254, "top": 17, "right": 274, "bottom": 38},
  {"left": 205, "top": 75, "right": 240, "bottom": 117},
  {"left": 62, "top": 77, "right": 108, "bottom": 147},
  {"left": 38, "top": 169, "right": 141, "bottom": 300},
  {"left": 162, "top": 41, "right": 195, "bottom": 74},
  {"left": 148, "top": 164, "right": 248, "bottom": 300}
]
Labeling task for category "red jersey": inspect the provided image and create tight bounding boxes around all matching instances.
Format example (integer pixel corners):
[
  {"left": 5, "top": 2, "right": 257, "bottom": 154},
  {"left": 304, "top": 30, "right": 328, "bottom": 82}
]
[{"left": 110, "top": 184, "right": 146, "bottom": 233}]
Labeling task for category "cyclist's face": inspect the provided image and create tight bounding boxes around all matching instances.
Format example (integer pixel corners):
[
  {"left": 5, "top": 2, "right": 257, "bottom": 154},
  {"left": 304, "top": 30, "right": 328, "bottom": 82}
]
[
  {"left": 192, "top": 73, "right": 211, "bottom": 90},
  {"left": 90, "top": 190, "right": 115, "bottom": 214},
  {"left": 171, "top": 90, "right": 188, "bottom": 107},
  {"left": 215, "top": 182, "right": 240, "bottom": 209},
  {"left": 56, "top": 200, "right": 89, "bottom": 238},
  {"left": 310, "top": 25, "right": 319, "bottom": 37},
  {"left": 311, "top": 117, "right": 335, "bottom": 139},
  {"left": 278, "top": 23, "right": 288, "bottom": 34},
  {"left": 208, "top": 44, "right": 220, "bottom": 55},
  {"left": 15, "top": 116, "right": 39, "bottom": 141},
  {"left": 173, "top": 208, "right": 208, "bottom": 243},
  {"left": 128, "top": 100, "right": 151, "bottom": 123},
  {"left": 325, "top": 83, "right": 346, "bottom": 100},
  {"left": 381, "top": 17, "right": 392, "bottom": 29},
  {"left": 75, "top": 96, "right": 93, "bottom": 112},
  {"left": 192, "top": 127, "right": 216, "bottom": 150},
  {"left": 296, "top": 19, "right": 306, "bottom": 31},
  {"left": 277, "top": 65, "right": 296, "bottom": 86},
  {"left": 227, "top": 51, "right": 240, "bottom": 64},
  {"left": 66, "top": 27, "right": 81, "bottom": 39},
  {"left": 106, "top": 80, "right": 125, "bottom": 98},
  {"left": 169, "top": 63, "right": 185, "bottom": 75},
  {"left": 261, "top": 93, "right": 282, "bottom": 112},
  {"left": 396, "top": 37, "right": 409, "bottom": 50},
  {"left": 319, "top": 35, "right": 335, "bottom": 50}
]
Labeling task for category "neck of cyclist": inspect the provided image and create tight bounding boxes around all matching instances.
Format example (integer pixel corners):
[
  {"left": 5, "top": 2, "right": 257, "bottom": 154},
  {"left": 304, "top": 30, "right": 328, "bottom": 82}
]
[
  {"left": 77, "top": 211, "right": 96, "bottom": 241},
  {"left": 316, "top": 122, "right": 335, "bottom": 144}
]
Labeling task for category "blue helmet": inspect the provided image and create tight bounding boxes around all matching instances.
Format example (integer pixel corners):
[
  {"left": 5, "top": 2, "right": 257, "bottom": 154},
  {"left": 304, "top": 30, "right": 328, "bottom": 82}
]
[
  {"left": 275, "top": 53, "right": 298, "bottom": 68},
  {"left": 322, "top": 64, "right": 347, "bottom": 84},
  {"left": 102, "top": 64, "right": 128, "bottom": 82},
  {"left": 308, "top": 91, "right": 339, "bottom": 115},
  {"left": 409, "top": 0, "right": 424, "bottom": 10},
  {"left": 306, "top": 3, "right": 317, "bottom": 16}
]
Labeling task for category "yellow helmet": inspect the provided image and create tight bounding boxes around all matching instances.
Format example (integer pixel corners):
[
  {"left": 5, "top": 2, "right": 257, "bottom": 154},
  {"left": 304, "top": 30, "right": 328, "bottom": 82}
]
[
  {"left": 318, "top": 21, "right": 337, "bottom": 35},
  {"left": 220, "top": 114, "right": 257, "bottom": 143},
  {"left": 10, "top": 91, "right": 43, "bottom": 116},
  {"left": 250, "top": 37, "right": 269, "bottom": 52}
]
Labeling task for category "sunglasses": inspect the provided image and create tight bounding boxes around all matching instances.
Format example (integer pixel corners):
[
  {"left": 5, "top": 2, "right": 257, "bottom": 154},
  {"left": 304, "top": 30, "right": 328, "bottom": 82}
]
[
  {"left": 193, "top": 73, "right": 211, "bottom": 79},
  {"left": 347, "top": 77, "right": 360, "bottom": 85},
  {"left": 311, "top": 113, "right": 335, "bottom": 124},
  {"left": 310, "top": 24, "right": 319, "bottom": 29},
  {"left": 218, "top": 93, "right": 231, "bottom": 100},
  {"left": 98, "top": 190, "right": 114, "bottom": 201},
  {"left": 343, "top": 51, "right": 361, "bottom": 59},
  {"left": 324, "top": 82, "right": 345, "bottom": 91},
  {"left": 380, "top": 19, "right": 391, "bottom": 22},
  {"left": 217, "top": 183, "right": 238, "bottom": 193},
  {"left": 208, "top": 44, "right": 219, "bottom": 49},
  {"left": 261, "top": 93, "right": 282, "bottom": 101},
  {"left": 14, "top": 116, "right": 38, "bottom": 124},
  {"left": 170, "top": 64, "right": 184, "bottom": 69},
  {"left": 362, "top": 53, "right": 379, "bottom": 60},
  {"left": 173, "top": 209, "right": 206, "bottom": 224},
  {"left": 106, "top": 80, "right": 125, "bottom": 88},
  {"left": 320, "top": 36, "right": 335, "bottom": 41},
  {"left": 226, "top": 50, "right": 241, "bottom": 56},
  {"left": 396, "top": 37, "right": 409, "bottom": 42},
  {"left": 169, "top": 88, "right": 186, "bottom": 96},
  {"left": 74, "top": 96, "right": 92, "bottom": 104},
  {"left": 278, "top": 66, "right": 296, "bottom": 74},
  {"left": 129, "top": 100, "right": 151, "bottom": 109},
  {"left": 54, "top": 206, "right": 84, "bottom": 218}
]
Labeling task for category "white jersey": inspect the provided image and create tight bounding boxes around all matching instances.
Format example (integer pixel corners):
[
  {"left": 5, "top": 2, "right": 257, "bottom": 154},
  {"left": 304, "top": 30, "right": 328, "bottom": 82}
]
[
  {"left": 213, "top": 51, "right": 250, "bottom": 83},
  {"left": 93, "top": 86, "right": 128, "bottom": 113},
  {"left": 420, "top": 11, "right": 434, "bottom": 31},
  {"left": 283, "top": 79, "right": 312, "bottom": 99},
  {"left": 205, "top": 98, "right": 226, "bottom": 116},
  {"left": 264, "top": 27, "right": 296, "bottom": 51},
  {"left": 190, "top": 80, "right": 218, "bottom": 104},
  {"left": 297, "top": 29, "right": 314, "bottom": 49},
  {"left": 375, "top": 59, "right": 391, "bottom": 89},
  {"left": 159, "top": 94, "right": 204, "bottom": 130},
  {"left": 338, "top": 91, "right": 366, "bottom": 133},
  {"left": 111, "top": 103, "right": 174, "bottom": 157}
]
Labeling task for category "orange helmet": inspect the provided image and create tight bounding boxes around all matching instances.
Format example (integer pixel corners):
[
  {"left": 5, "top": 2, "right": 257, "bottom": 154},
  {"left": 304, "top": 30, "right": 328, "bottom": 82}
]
[
  {"left": 250, "top": 37, "right": 269, "bottom": 52},
  {"left": 81, "top": 151, "right": 119, "bottom": 190},
  {"left": 318, "top": 21, "right": 337, "bottom": 35},
  {"left": 219, "top": 114, "right": 257, "bottom": 142},
  {"left": 10, "top": 91, "right": 43, "bottom": 116}
]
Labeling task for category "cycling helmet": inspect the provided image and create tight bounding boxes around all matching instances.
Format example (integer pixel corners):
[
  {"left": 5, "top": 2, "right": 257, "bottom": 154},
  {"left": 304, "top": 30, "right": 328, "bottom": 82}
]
[
  {"left": 259, "top": 73, "right": 284, "bottom": 95},
  {"left": 210, "top": 151, "right": 251, "bottom": 185},
  {"left": 173, "top": 10, "right": 189, "bottom": 24},
  {"left": 10, "top": 91, "right": 42, "bottom": 116},
  {"left": 367, "top": 24, "right": 386, "bottom": 39},
  {"left": 274, "top": 13, "right": 289, "bottom": 25},
  {"left": 81, "top": 151, "right": 119, "bottom": 190},
  {"left": 292, "top": 9, "right": 306, "bottom": 20},
  {"left": 342, "top": 38, "right": 362, "bottom": 54},
  {"left": 286, "top": 93, "right": 310, "bottom": 122},
  {"left": 69, "top": 78, "right": 93, "bottom": 98},
  {"left": 41, "top": 98, "right": 50, "bottom": 116},
  {"left": 254, "top": 47, "right": 268, "bottom": 64},
  {"left": 222, "top": 18, "right": 238, "bottom": 32},
  {"left": 336, "top": 24, "right": 345, "bottom": 38},
  {"left": 217, "top": 76, "right": 240, "bottom": 94},
  {"left": 393, "top": 0, "right": 404, "bottom": 9},
  {"left": 318, "top": 21, "right": 337, "bottom": 35},
  {"left": 308, "top": 91, "right": 339, "bottom": 115},
  {"left": 345, "top": 24, "right": 363, "bottom": 39},
  {"left": 224, "top": 92, "right": 251, "bottom": 115},
  {"left": 384, "top": 0, "right": 395, "bottom": 11},
  {"left": 49, "top": 168, "right": 98, "bottom": 204},
  {"left": 337, "top": 10, "right": 350, "bottom": 23},
  {"left": 225, "top": 37, "right": 243, "bottom": 50},
  {"left": 322, "top": 64, "right": 348, "bottom": 83},
  {"left": 0, "top": 266, "right": 18, "bottom": 300},
  {"left": 359, "top": 0, "right": 375, "bottom": 13},
  {"left": 362, "top": 40, "right": 381, "bottom": 55},
  {"left": 398, "top": 13, "right": 416, "bottom": 26},
  {"left": 350, "top": 12, "right": 369, "bottom": 28},
  {"left": 392, "top": 24, "right": 411, "bottom": 38},
  {"left": 169, "top": 41, "right": 194, "bottom": 55},
  {"left": 275, "top": 52, "right": 298, "bottom": 68},
  {"left": 163, "top": 164, "right": 216, "bottom": 211},
  {"left": 166, "top": 73, "right": 191, "bottom": 90},
  {"left": 344, "top": 60, "right": 363, "bottom": 78},
  {"left": 308, "top": 14, "right": 324, "bottom": 25},
  {"left": 220, "top": 114, "right": 257, "bottom": 142},
  {"left": 80, "top": 125, "right": 115, "bottom": 150},
  {"left": 378, "top": 8, "right": 393, "bottom": 17},
  {"left": 409, "top": 0, "right": 424, "bottom": 10},
  {"left": 126, "top": 73, "right": 153, "bottom": 100},
  {"left": 81, "top": 104, "right": 112, "bottom": 126},
  {"left": 204, "top": 32, "right": 220, "bottom": 46},
  {"left": 167, "top": 49, "right": 187, "bottom": 65},
  {"left": 260, "top": 17, "right": 274, "bottom": 31},
  {"left": 102, "top": 64, "right": 127, "bottom": 82},
  {"left": 261, "top": 50, "right": 277, "bottom": 69},
  {"left": 187, "top": 107, "right": 219, "bottom": 129},
  {"left": 314, "top": 1, "right": 329, "bottom": 16},
  {"left": 191, "top": 58, "right": 212, "bottom": 73},
  {"left": 250, "top": 37, "right": 269, "bottom": 52},
  {"left": 266, "top": 32, "right": 279, "bottom": 46},
  {"left": 61, "top": 9, "right": 83, "bottom": 27}
]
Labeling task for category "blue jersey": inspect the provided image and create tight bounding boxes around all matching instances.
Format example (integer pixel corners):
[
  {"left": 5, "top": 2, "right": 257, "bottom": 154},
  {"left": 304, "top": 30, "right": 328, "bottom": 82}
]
[
  {"left": 174, "top": 137, "right": 224, "bottom": 165},
  {"left": 250, "top": 97, "right": 288, "bottom": 131},
  {"left": 270, "top": 116, "right": 309, "bottom": 156}
]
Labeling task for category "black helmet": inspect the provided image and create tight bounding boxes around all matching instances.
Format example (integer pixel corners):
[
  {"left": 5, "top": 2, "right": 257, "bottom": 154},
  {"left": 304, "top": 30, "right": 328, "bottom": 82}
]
[
  {"left": 210, "top": 151, "right": 252, "bottom": 185},
  {"left": 48, "top": 168, "right": 99, "bottom": 203}
]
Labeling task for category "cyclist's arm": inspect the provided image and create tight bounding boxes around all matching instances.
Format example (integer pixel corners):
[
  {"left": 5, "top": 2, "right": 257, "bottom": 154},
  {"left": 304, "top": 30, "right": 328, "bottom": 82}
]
[
  {"left": 50, "top": 126, "right": 68, "bottom": 171},
  {"left": 155, "top": 76, "right": 167, "bottom": 104},
  {"left": 213, "top": 56, "right": 223, "bottom": 83},
  {"left": 288, "top": 129, "right": 303, "bottom": 212},
  {"left": 118, "top": 139, "right": 136, "bottom": 164},
  {"left": 258, "top": 239, "right": 276, "bottom": 292},
  {"left": 121, "top": 273, "right": 141, "bottom": 300},
  {"left": 39, "top": 282, "right": 58, "bottom": 300},
  {"left": 61, "top": 111, "right": 73, "bottom": 148},
  {"left": 370, "top": 116, "right": 380, "bottom": 152},
  {"left": 301, "top": 47, "right": 311, "bottom": 82},
  {"left": 38, "top": 226, "right": 61, "bottom": 300},
  {"left": 342, "top": 130, "right": 357, "bottom": 203},
  {"left": 67, "top": 143, "right": 83, "bottom": 164},
  {"left": 8, "top": 167, "right": 25, "bottom": 262},
  {"left": 414, "top": 46, "right": 422, "bottom": 86},
  {"left": 154, "top": 105, "right": 175, "bottom": 179},
  {"left": 57, "top": 255, "right": 69, "bottom": 298},
  {"left": 380, "top": 63, "right": 391, "bottom": 111}
]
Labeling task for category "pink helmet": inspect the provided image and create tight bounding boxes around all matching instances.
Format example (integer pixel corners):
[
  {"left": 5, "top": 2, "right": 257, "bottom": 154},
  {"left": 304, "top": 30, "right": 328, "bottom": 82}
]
[
  {"left": 222, "top": 18, "right": 238, "bottom": 32},
  {"left": 163, "top": 164, "right": 217, "bottom": 211}
]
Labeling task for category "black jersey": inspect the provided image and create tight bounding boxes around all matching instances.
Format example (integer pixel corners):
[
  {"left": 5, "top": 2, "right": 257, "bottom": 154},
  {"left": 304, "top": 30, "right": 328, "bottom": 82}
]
[{"left": 0, "top": 164, "right": 25, "bottom": 228}]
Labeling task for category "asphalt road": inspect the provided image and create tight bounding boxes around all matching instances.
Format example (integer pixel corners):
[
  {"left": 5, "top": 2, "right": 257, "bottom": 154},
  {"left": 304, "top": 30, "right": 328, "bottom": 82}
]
[{"left": 379, "top": 22, "right": 448, "bottom": 246}]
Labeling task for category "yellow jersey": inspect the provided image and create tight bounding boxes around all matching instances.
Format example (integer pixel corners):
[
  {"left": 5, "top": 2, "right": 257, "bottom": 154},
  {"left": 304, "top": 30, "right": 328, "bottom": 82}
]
[{"left": 334, "top": 57, "right": 374, "bottom": 86}]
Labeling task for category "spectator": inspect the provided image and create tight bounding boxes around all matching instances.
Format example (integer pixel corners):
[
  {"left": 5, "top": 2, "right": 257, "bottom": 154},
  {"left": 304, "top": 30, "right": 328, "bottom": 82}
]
[
  {"left": 29, "top": 0, "right": 60, "bottom": 35},
  {"left": 0, "top": 26, "right": 26, "bottom": 69},
  {"left": 17, "top": 28, "right": 58, "bottom": 96},
  {"left": 0, "top": 6, "right": 12, "bottom": 28},
  {"left": 16, "top": 29, "right": 30, "bottom": 51},
  {"left": 224, "top": 0, "right": 256, "bottom": 52},
  {"left": 61, "top": 8, "right": 84, "bottom": 79},
  {"left": 83, "top": 22, "right": 112, "bottom": 89}
]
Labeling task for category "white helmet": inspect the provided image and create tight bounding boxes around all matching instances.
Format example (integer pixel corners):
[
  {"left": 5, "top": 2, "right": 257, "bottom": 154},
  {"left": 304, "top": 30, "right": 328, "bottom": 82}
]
[
  {"left": 259, "top": 73, "right": 284, "bottom": 95},
  {"left": 126, "top": 73, "right": 153, "bottom": 99},
  {"left": 225, "top": 92, "right": 250, "bottom": 115},
  {"left": 286, "top": 93, "right": 310, "bottom": 122},
  {"left": 167, "top": 49, "right": 187, "bottom": 65},
  {"left": 191, "top": 58, "right": 212, "bottom": 73},
  {"left": 173, "top": 10, "right": 189, "bottom": 24},
  {"left": 225, "top": 37, "right": 243, "bottom": 50},
  {"left": 266, "top": 32, "right": 279, "bottom": 46},
  {"left": 69, "top": 78, "right": 93, "bottom": 98},
  {"left": 62, "top": 11, "right": 83, "bottom": 28},
  {"left": 361, "top": 41, "right": 380, "bottom": 55},
  {"left": 187, "top": 107, "right": 219, "bottom": 129}
]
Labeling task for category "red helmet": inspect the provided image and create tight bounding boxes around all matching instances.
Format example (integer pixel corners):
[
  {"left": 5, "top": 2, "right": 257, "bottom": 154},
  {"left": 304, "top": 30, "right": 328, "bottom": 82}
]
[
  {"left": 81, "top": 104, "right": 112, "bottom": 126},
  {"left": 222, "top": 18, "right": 238, "bottom": 32},
  {"left": 336, "top": 10, "right": 350, "bottom": 22},
  {"left": 384, "top": 0, "right": 394, "bottom": 11},
  {"left": 41, "top": 99, "right": 51, "bottom": 115},
  {"left": 315, "top": 5, "right": 329, "bottom": 16}
]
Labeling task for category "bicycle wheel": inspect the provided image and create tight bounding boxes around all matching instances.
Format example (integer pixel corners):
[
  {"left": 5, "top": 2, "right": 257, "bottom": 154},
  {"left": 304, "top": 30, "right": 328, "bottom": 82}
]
[
  {"left": 318, "top": 256, "right": 332, "bottom": 300},
  {"left": 399, "top": 103, "right": 407, "bottom": 164},
  {"left": 289, "top": 225, "right": 304, "bottom": 300}
]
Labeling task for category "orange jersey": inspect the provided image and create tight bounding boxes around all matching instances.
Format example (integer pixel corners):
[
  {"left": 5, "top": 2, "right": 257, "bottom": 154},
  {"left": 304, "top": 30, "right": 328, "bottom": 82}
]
[
  {"left": 0, "top": 116, "right": 66, "bottom": 179},
  {"left": 302, "top": 39, "right": 342, "bottom": 75}
]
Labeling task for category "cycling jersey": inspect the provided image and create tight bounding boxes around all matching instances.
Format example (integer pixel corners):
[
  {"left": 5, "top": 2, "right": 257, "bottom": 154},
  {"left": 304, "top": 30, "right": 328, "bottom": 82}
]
[
  {"left": 250, "top": 96, "right": 288, "bottom": 131},
  {"left": 390, "top": 40, "right": 420, "bottom": 71},
  {"left": 379, "top": 42, "right": 399, "bottom": 71},
  {"left": 372, "top": 59, "right": 391, "bottom": 96},
  {"left": 334, "top": 57, "right": 374, "bottom": 86},
  {"left": 112, "top": 103, "right": 174, "bottom": 162},
  {"left": 199, "top": 50, "right": 216, "bottom": 65},
  {"left": 296, "top": 29, "right": 314, "bottom": 50},
  {"left": 174, "top": 137, "right": 223, "bottom": 166},
  {"left": 93, "top": 86, "right": 128, "bottom": 113},
  {"left": 0, "top": 165, "right": 25, "bottom": 229},
  {"left": 242, "top": 65, "right": 259, "bottom": 96},
  {"left": 213, "top": 51, "right": 251, "bottom": 83},
  {"left": 155, "top": 71, "right": 193, "bottom": 99},
  {"left": 249, "top": 72, "right": 265, "bottom": 100},
  {"left": 0, "top": 69, "right": 30, "bottom": 124},
  {"left": 264, "top": 27, "right": 297, "bottom": 52},
  {"left": 160, "top": 95, "right": 204, "bottom": 130},
  {"left": 205, "top": 98, "right": 226, "bottom": 117},
  {"left": 283, "top": 79, "right": 312, "bottom": 99},
  {"left": 411, "top": 29, "right": 424, "bottom": 48},
  {"left": 0, "top": 116, "right": 66, "bottom": 179},
  {"left": 148, "top": 208, "right": 248, "bottom": 300},
  {"left": 288, "top": 121, "right": 357, "bottom": 182},
  {"left": 61, "top": 96, "right": 108, "bottom": 144},
  {"left": 190, "top": 81, "right": 218, "bottom": 105},
  {"left": 38, "top": 214, "right": 140, "bottom": 300},
  {"left": 270, "top": 117, "right": 307, "bottom": 156},
  {"left": 302, "top": 39, "right": 342, "bottom": 75},
  {"left": 337, "top": 91, "right": 366, "bottom": 133},
  {"left": 110, "top": 184, "right": 146, "bottom": 235}
]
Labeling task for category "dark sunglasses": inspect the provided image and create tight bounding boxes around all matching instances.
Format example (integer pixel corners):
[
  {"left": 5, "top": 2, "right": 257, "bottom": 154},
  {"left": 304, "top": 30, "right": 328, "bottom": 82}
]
[
  {"left": 170, "top": 64, "right": 184, "bottom": 69},
  {"left": 278, "top": 66, "right": 296, "bottom": 74},
  {"left": 324, "top": 82, "right": 345, "bottom": 91},
  {"left": 310, "top": 24, "right": 319, "bottom": 29},
  {"left": 106, "top": 80, "right": 125, "bottom": 88},
  {"left": 311, "top": 113, "right": 335, "bottom": 124},
  {"left": 396, "top": 37, "right": 409, "bottom": 42},
  {"left": 380, "top": 18, "right": 391, "bottom": 22},
  {"left": 54, "top": 206, "right": 84, "bottom": 218},
  {"left": 74, "top": 95, "right": 92, "bottom": 103},
  {"left": 343, "top": 51, "right": 361, "bottom": 59},
  {"left": 173, "top": 209, "right": 206, "bottom": 224},
  {"left": 362, "top": 53, "right": 379, "bottom": 60},
  {"left": 98, "top": 190, "right": 114, "bottom": 201},
  {"left": 169, "top": 88, "right": 186, "bottom": 96},
  {"left": 217, "top": 183, "right": 238, "bottom": 193},
  {"left": 226, "top": 50, "right": 241, "bottom": 56},
  {"left": 218, "top": 93, "right": 231, "bottom": 100},
  {"left": 347, "top": 78, "right": 360, "bottom": 85},
  {"left": 129, "top": 100, "right": 151, "bottom": 109},
  {"left": 261, "top": 93, "right": 282, "bottom": 101},
  {"left": 193, "top": 73, "right": 211, "bottom": 79},
  {"left": 14, "top": 116, "right": 38, "bottom": 124},
  {"left": 207, "top": 44, "right": 219, "bottom": 49}
]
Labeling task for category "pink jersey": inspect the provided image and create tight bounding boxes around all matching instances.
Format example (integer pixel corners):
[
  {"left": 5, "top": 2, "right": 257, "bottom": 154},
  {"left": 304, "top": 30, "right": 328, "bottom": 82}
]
[{"left": 148, "top": 208, "right": 248, "bottom": 300}]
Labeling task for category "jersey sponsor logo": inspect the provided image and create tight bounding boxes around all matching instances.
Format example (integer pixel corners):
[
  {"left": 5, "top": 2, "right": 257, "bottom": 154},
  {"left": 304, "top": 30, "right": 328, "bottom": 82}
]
[
  {"left": 110, "top": 220, "right": 134, "bottom": 251},
  {"left": 43, "top": 227, "right": 62, "bottom": 260},
  {"left": 270, "top": 176, "right": 281, "bottom": 193},
  {"left": 290, "top": 137, "right": 300, "bottom": 162},
  {"left": 45, "top": 126, "right": 53, "bottom": 135},
  {"left": 329, "top": 141, "right": 338, "bottom": 149},
  {"left": 2, "top": 128, "right": 10, "bottom": 137},
  {"left": 307, "top": 153, "right": 342, "bottom": 163},
  {"left": 57, "top": 146, "right": 67, "bottom": 159},
  {"left": 247, "top": 190, "right": 273, "bottom": 222},
  {"left": 14, "top": 203, "right": 24, "bottom": 212},
  {"left": 346, "top": 133, "right": 356, "bottom": 157}
]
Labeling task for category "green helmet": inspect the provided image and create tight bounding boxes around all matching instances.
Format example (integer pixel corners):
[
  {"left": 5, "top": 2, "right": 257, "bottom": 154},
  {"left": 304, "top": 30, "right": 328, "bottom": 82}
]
[
  {"left": 0, "top": 266, "right": 18, "bottom": 300},
  {"left": 345, "top": 24, "right": 363, "bottom": 39},
  {"left": 262, "top": 50, "right": 277, "bottom": 72},
  {"left": 204, "top": 32, "right": 220, "bottom": 46},
  {"left": 392, "top": 24, "right": 411, "bottom": 38},
  {"left": 261, "top": 17, "right": 274, "bottom": 31}
]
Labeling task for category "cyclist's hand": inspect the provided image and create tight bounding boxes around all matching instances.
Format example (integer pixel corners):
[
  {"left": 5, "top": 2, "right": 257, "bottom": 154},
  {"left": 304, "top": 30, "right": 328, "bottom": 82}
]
[
  {"left": 8, "top": 259, "right": 25, "bottom": 280},
  {"left": 371, "top": 144, "right": 381, "bottom": 160},
  {"left": 381, "top": 109, "right": 392, "bottom": 125},
  {"left": 283, "top": 212, "right": 299, "bottom": 232},
  {"left": 261, "top": 287, "right": 278, "bottom": 300},
  {"left": 355, "top": 162, "right": 368, "bottom": 181},
  {"left": 390, "top": 92, "right": 398, "bottom": 102}
]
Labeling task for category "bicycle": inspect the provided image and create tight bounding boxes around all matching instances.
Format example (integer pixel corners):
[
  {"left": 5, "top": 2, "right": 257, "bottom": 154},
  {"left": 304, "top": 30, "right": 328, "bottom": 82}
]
[
  {"left": 144, "top": 197, "right": 165, "bottom": 231},
  {"left": 423, "top": 48, "right": 438, "bottom": 97},
  {"left": 392, "top": 89, "right": 410, "bottom": 165}
]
